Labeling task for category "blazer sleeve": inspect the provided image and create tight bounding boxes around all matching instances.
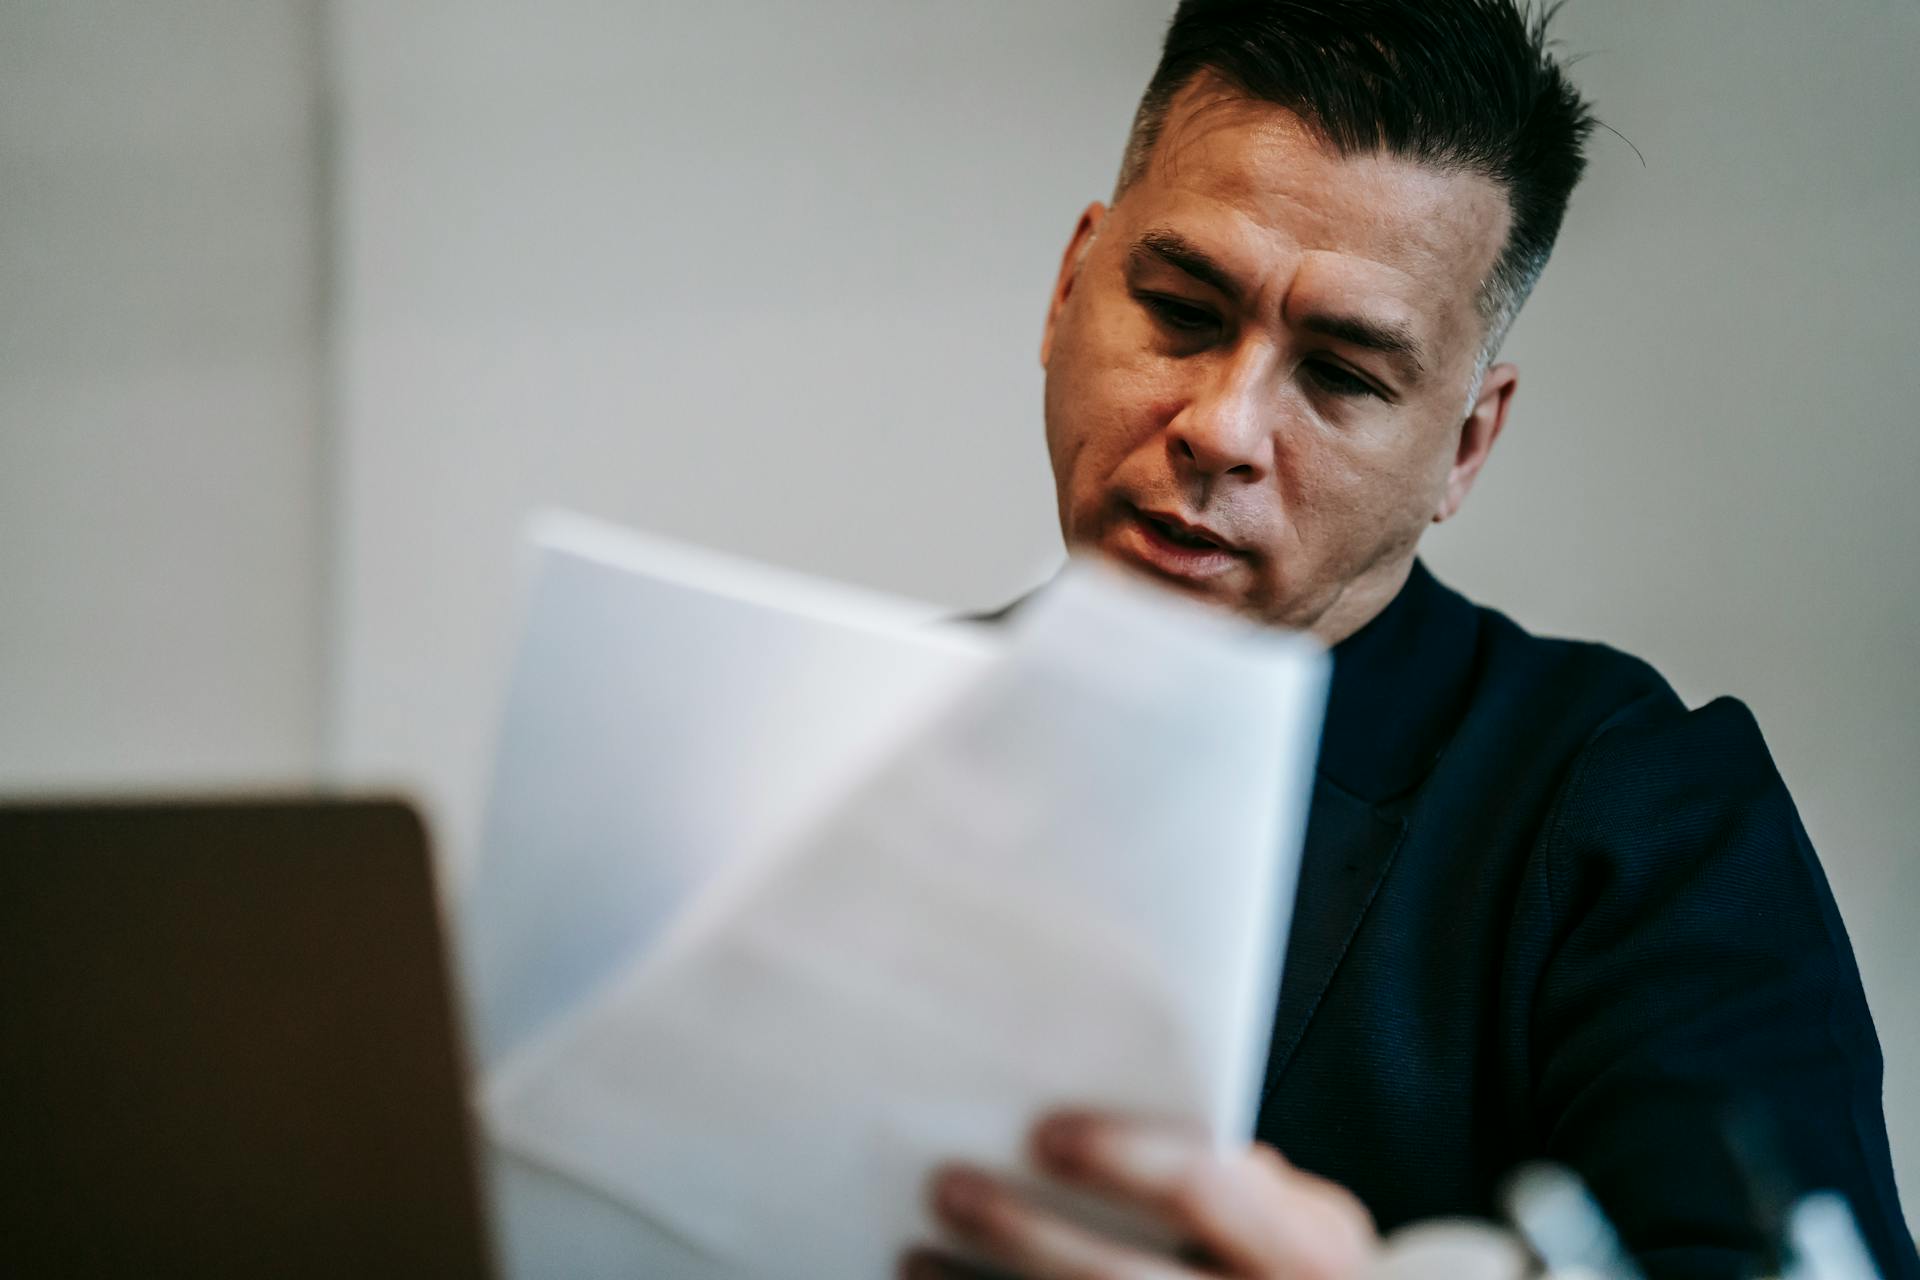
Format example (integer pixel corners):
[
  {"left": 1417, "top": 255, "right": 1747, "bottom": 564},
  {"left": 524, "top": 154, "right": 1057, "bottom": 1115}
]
[{"left": 1528, "top": 693, "right": 1915, "bottom": 1280}]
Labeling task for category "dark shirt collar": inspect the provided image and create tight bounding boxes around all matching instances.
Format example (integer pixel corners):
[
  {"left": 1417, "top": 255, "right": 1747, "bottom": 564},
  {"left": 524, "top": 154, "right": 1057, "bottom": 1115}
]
[{"left": 1316, "top": 559, "right": 1481, "bottom": 804}]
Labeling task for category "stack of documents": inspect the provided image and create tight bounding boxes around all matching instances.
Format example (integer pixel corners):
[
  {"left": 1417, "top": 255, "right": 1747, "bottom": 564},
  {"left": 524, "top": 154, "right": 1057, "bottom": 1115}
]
[{"left": 461, "top": 513, "right": 1328, "bottom": 1278}]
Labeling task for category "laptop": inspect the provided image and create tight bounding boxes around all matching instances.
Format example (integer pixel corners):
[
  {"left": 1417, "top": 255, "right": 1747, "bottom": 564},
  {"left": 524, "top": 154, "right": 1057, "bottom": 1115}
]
[{"left": 0, "top": 798, "right": 495, "bottom": 1278}]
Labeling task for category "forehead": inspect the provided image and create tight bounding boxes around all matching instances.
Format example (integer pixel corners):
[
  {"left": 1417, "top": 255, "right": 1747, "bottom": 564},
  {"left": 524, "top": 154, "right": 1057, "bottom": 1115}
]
[{"left": 1124, "top": 82, "right": 1511, "bottom": 355}]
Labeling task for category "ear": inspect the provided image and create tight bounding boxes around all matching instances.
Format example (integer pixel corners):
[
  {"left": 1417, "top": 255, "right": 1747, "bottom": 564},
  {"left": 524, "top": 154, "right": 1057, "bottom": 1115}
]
[
  {"left": 1040, "top": 202, "right": 1106, "bottom": 368},
  {"left": 1433, "top": 361, "right": 1518, "bottom": 523}
]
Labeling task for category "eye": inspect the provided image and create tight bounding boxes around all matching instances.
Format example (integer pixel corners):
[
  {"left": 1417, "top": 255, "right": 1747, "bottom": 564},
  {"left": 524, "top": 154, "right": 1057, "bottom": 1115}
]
[
  {"left": 1303, "top": 358, "right": 1384, "bottom": 400},
  {"left": 1137, "top": 292, "right": 1219, "bottom": 336}
]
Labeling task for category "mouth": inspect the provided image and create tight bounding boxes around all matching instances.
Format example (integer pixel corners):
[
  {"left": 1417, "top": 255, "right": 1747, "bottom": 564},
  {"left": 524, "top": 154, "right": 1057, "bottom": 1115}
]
[
  {"left": 1138, "top": 508, "right": 1235, "bottom": 552},
  {"left": 1110, "top": 504, "right": 1245, "bottom": 584}
]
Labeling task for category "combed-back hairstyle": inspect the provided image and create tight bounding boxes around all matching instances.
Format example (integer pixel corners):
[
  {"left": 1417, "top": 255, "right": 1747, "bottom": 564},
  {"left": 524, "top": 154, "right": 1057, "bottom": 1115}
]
[{"left": 1118, "top": 0, "right": 1596, "bottom": 360}]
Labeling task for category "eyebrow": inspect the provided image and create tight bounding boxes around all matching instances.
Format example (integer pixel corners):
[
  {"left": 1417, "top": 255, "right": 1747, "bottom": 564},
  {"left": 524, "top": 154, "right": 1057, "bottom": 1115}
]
[
  {"left": 1301, "top": 313, "right": 1427, "bottom": 376},
  {"left": 1131, "top": 229, "right": 1245, "bottom": 303},
  {"left": 1128, "top": 227, "right": 1429, "bottom": 377}
]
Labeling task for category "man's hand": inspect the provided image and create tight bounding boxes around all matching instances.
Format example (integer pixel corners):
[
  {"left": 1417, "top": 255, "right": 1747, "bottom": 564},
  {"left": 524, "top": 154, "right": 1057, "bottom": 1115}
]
[{"left": 904, "top": 1109, "right": 1379, "bottom": 1279}]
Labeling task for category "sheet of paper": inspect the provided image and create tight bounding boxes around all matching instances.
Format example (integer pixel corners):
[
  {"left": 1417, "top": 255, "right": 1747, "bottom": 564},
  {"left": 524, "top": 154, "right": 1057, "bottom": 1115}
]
[
  {"left": 478, "top": 546, "right": 1328, "bottom": 1279},
  {"left": 462, "top": 511, "right": 994, "bottom": 1069},
  {"left": 462, "top": 513, "right": 1000, "bottom": 1274}
]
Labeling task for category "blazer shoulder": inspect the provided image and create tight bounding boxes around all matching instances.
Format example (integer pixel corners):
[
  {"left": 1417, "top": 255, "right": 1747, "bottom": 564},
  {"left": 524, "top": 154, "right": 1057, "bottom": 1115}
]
[
  {"left": 1462, "top": 601, "right": 1689, "bottom": 754},
  {"left": 1484, "top": 609, "right": 1789, "bottom": 793}
]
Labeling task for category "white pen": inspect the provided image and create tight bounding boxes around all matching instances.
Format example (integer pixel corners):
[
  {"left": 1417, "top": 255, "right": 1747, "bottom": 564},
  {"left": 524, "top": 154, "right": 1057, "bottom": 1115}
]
[{"left": 1500, "top": 1162, "right": 1646, "bottom": 1280}]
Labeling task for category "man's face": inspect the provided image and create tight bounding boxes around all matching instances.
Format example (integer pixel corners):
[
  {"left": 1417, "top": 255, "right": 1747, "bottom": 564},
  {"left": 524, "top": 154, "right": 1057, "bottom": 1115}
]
[{"left": 1041, "top": 77, "right": 1518, "bottom": 642}]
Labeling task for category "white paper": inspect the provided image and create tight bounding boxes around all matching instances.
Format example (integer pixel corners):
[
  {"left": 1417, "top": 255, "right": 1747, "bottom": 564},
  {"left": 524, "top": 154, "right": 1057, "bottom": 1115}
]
[
  {"left": 462, "top": 514, "right": 998, "bottom": 1275},
  {"left": 463, "top": 511, "right": 994, "bottom": 1070},
  {"left": 470, "top": 524, "right": 1327, "bottom": 1280}
]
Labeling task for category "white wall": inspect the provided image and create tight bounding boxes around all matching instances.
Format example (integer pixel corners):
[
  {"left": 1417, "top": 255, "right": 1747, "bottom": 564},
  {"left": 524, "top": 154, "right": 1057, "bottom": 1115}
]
[
  {"left": 330, "top": 0, "right": 1920, "bottom": 1208},
  {"left": 0, "top": 1, "right": 328, "bottom": 789}
]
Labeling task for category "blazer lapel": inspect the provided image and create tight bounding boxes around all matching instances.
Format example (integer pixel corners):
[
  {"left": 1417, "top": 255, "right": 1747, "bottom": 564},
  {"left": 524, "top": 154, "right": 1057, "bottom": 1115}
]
[
  {"left": 1259, "top": 776, "right": 1407, "bottom": 1102},
  {"left": 1255, "top": 561, "right": 1476, "bottom": 1102}
]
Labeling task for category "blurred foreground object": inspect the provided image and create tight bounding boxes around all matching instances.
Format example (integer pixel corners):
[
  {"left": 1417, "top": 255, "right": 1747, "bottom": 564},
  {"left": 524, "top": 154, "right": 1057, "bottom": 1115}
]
[
  {"left": 1365, "top": 1220, "right": 1532, "bottom": 1280},
  {"left": 1789, "top": 1193, "right": 1886, "bottom": 1280},
  {"left": 460, "top": 514, "right": 1327, "bottom": 1277},
  {"left": 1503, "top": 1163, "right": 1645, "bottom": 1280},
  {"left": 1505, "top": 1162, "right": 1885, "bottom": 1280},
  {"left": 0, "top": 799, "right": 493, "bottom": 1277}
]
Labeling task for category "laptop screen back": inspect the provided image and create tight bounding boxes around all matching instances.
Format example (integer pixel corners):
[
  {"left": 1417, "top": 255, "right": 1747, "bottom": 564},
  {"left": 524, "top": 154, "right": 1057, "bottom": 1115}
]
[{"left": 0, "top": 799, "right": 493, "bottom": 1278}]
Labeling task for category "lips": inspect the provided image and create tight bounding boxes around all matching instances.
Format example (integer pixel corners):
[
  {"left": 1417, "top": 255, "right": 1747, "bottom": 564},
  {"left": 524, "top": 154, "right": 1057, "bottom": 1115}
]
[
  {"left": 1136, "top": 508, "right": 1237, "bottom": 553},
  {"left": 1109, "top": 504, "right": 1246, "bottom": 585}
]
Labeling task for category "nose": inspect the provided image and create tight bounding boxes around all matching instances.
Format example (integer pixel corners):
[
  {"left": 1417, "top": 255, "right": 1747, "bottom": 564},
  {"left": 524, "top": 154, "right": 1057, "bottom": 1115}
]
[{"left": 1166, "top": 351, "right": 1273, "bottom": 483}]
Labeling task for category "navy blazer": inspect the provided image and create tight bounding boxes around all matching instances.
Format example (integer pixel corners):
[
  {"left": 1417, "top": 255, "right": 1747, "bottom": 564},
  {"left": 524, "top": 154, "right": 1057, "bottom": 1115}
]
[{"left": 1254, "top": 560, "right": 1914, "bottom": 1278}]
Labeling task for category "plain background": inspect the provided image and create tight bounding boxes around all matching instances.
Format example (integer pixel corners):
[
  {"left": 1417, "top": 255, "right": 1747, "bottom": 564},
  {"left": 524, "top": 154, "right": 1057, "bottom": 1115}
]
[{"left": 3, "top": 0, "right": 1915, "bottom": 1227}]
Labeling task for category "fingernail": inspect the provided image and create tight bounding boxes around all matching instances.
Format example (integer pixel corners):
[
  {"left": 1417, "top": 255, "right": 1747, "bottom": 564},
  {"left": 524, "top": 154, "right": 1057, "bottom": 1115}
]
[
  {"left": 1034, "top": 1112, "right": 1088, "bottom": 1170},
  {"left": 934, "top": 1167, "right": 990, "bottom": 1226},
  {"left": 897, "top": 1250, "right": 941, "bottom": 1280}
]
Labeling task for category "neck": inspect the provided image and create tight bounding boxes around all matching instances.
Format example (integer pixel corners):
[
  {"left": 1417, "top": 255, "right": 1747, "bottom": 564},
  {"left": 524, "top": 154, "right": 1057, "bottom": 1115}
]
[{"left": 1301, "top": 554, "right": 1418, "bottom": 647}]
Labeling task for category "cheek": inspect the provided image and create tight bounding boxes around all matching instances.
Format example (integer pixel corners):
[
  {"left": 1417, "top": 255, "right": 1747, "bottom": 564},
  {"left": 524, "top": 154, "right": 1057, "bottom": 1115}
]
[
  {"left": 1047, "top": 343, "right": 1176, "bottom": 493},
  {"left": 1281, "top": 423, "right": 1449, "bottom": 559}
]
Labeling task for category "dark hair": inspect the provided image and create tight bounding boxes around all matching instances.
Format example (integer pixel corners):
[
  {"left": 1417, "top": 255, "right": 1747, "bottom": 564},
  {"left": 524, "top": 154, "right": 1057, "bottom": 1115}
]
[{"left": 1118, "top": 0, "right": 1596, "bottom": 357}]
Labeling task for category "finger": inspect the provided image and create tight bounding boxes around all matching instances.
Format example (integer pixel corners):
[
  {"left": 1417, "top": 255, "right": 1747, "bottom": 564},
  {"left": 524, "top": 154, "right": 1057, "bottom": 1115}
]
[
  {"left": 898, "top": 1246, "right": 1011, "bottom": 1279},
  {"left": 929, "top": 1163, "right": 1198, "bottom": 1280},
  {"left": 1031, "top": 1111, "right": 1375, "bottom": 1279}
]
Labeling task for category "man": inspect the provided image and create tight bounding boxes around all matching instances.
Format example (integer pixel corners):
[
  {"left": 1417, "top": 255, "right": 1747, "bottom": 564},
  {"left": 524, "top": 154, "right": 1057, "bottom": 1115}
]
[{"left": 906, "top": 2, "right": 1915, "bottom": 1278}]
